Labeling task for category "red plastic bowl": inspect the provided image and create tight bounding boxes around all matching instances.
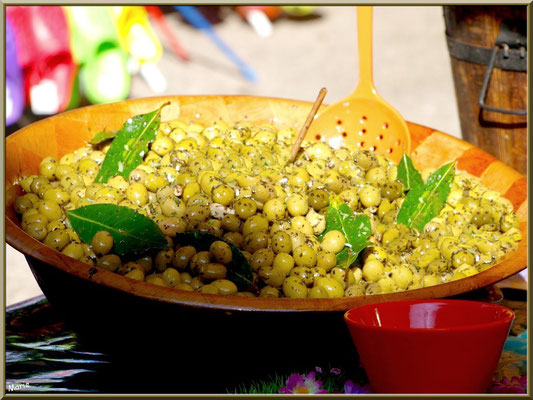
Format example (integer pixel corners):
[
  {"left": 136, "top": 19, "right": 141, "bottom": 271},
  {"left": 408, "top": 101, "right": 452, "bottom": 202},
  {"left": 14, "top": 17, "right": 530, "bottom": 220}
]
[{"left": 344, "top": 299, "right": 514, "bottom": 394}]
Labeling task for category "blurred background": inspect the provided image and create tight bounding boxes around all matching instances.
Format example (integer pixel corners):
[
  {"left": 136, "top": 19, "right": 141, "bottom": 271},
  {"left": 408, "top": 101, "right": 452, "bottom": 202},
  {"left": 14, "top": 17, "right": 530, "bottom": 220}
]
[{"left": 5, "top": 5, "right": 526, "bottom": 305}]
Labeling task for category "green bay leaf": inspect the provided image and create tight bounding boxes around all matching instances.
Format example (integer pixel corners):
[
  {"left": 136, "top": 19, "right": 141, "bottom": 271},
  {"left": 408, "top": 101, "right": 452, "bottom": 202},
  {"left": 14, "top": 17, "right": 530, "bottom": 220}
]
[
  {"left": 321, "top": 196, "right": 372, "bottom": 268},
  {"left": 89, "top": 130, "right": 117, "bottom": 145},
  {"left": 397, "top": 161, "right": 456, "bottom": 232},
  {"left": 95, "top": 102, "right": 169, "bottom": 183},
  {"left": 66, "top": 204, "right": 169, "bottom": 256},
  {"left": 175, "top": 232, "right": 255, "bottom": 292},
  {"left": 397, "top": 153, "right": 424, "bottom": 191}
]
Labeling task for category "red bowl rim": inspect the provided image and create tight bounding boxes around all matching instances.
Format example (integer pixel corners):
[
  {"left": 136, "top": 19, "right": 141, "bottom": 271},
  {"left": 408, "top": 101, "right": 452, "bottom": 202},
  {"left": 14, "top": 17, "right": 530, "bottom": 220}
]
[{"left": 344, "top": 299, "right": 515, "bottom": 333}]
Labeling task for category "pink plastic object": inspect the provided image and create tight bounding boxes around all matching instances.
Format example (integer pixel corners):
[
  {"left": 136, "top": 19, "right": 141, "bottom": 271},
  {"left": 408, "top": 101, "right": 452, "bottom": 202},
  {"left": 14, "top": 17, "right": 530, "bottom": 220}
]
[
  {"left": 6, "top": 17, "right": 25, "bottom": 125},
  {"left": 344, "top": 299, "right": 514, "bottom": 394},
  {"left": 6, "top": 6, "right": 78, "bottom": 114}
]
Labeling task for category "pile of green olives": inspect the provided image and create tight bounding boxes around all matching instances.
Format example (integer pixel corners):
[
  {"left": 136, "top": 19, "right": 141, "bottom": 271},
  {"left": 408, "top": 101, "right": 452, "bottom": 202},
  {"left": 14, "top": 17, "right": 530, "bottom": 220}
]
[{"left": 13, "top": 118, "right": 522, "bottom": 298}]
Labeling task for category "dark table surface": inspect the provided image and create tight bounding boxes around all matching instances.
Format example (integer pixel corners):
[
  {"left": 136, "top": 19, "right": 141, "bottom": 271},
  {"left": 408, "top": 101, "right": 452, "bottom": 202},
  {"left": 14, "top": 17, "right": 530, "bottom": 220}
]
[{"left": 5, "top": 288, "right": 528, "bottom": 395}]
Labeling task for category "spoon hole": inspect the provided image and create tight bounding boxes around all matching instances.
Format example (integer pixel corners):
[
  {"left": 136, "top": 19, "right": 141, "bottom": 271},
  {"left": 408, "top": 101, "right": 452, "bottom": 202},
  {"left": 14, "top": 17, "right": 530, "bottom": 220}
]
[
  {"left": 337, "top": 119, "right": 343, "bottom": 125},
  {"left": 387, "top": 148, "right": 393, "bottom": 153},
  {"left": 362, "top": 129, "right": 367, "bottom": 134},
  {"left": 370, "top": 146, "right": 377, "bottom": 151},
  {"left": 361, "top": 116, "right": 367, "bottom": 122},
  {"left": 378, "top": 134, "right": 383, "bottom": 140},
  {"left": 383, "top": 122, "right": 389, "bottom": 129},
  {"left": 342, "top": 132, "right": 348, "bottom": 138},
  {"left": 358, "top": 141, "right": 365, "bottom": 147},
  {"left": 315, "top": 134, "right": 321, "bottom": 140}
]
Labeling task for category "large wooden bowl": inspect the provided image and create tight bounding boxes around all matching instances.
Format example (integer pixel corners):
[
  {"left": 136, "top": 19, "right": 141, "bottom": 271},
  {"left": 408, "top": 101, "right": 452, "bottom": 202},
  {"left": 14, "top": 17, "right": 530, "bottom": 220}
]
[{"left": 6, "top": 96, "right": 527, "bottom": 392}]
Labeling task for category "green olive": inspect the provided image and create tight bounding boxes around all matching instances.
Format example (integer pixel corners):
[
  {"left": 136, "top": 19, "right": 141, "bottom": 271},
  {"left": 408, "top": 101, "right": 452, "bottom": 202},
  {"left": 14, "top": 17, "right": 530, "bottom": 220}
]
[
  {"left": 173, "top": 246, "right": 197, "bottom": 270},
  {"left": 162, "top": 267, "right": 181, "bottom": 287},
  {"left": 259, "top": 285, "right": 280, "bottom": 298},
  {"left": 293, "top": 245, "right": 317, "bottom": 268},
  {"left": 221, "top": 214, "right": 241, "bottom": 232},
  {"left": 308, "top": 189, "right": 329, "bottom": 211},
  {"left": 212, "top": 279, "right": 238, "bottom": 295},
  {"left": 316, "top": 250, "right": 337, "bottom": 271},
  {"left": 234, "top": 198, "right": 258, "bottom": 220},
  {"left": 282, "top": 276, "right": 308, "bottom": 298},
  {"left": 381, "top": 181, "right": 404, "bottom": 200},
  {"left": 43, "top": 229, "right": 70, "bottom": 251},
  {"left": 320, "top": 230, "right": 345, "bottom": 254},
  {"left": 91, "top": 230, "right": 114, "bottom": 256},
  {"left": 249, "top": 248, "right": 275, "bottom": 271},
  {"left": 314, "top": 277, "right": 344, "bottom": 298},
  {"left": 97, "top": 254, "right": 122, "bottom": 272},
  {"left": 209, "top": 241, "right": 233, "bottom": 264},
  {"left": 199, "top": 263, "right": 227, "bottom": 281},
  {"left": 155, "top": 248, "right": 175, "bottom": 272}
]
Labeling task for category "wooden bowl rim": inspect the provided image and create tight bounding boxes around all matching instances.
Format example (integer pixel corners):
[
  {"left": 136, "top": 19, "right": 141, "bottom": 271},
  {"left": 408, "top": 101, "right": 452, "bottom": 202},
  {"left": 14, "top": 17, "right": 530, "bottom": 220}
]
[{"left": 5, "top": 95, "right": 528, "bottom": 312}]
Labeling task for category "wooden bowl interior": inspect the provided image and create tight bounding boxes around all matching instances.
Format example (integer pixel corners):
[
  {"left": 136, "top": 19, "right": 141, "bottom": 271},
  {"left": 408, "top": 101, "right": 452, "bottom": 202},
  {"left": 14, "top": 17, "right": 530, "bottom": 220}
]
[{"left": 5, "top": 95, "right": 528, "bottom": 311}]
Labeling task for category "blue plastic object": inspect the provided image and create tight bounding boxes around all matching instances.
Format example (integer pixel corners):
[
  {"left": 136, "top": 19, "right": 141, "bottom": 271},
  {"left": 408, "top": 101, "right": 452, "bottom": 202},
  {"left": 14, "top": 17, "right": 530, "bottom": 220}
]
[{"left": 174, "top": 5, "right": 257, "bottom": 82}]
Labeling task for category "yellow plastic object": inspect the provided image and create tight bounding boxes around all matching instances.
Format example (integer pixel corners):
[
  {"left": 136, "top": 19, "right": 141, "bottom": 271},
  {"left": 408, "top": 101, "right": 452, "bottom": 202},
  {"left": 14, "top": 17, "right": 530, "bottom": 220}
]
[
  {"left": 108, "top": 6, "right": 163, "bottom": 64},
  {"left": 307, "top": 6, "right": 410, "bottom": 164}
]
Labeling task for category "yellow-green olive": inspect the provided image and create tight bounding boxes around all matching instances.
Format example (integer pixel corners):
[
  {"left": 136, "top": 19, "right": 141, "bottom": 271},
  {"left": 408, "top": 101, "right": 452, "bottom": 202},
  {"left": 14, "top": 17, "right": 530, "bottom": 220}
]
[
  {"left": 209, "top": 241, "right": 233, "bottom": 265},
  {"left": 199, "top": 263, "right": 227, "bottom": 281},
  {"left": 320, "top": 230, "right": 345, "bottom": 254},
  {"left": 212, "top": 279, "right": 238, "bottom": 295},
  {"left": 282, "top": 276, "right": 308, "bottom": 298},
  {"left": 315, "top": 277, "right": 344, "bottom": 298},
  {"left": 91, "top": 230, "right": 114, "bottom": 256}
]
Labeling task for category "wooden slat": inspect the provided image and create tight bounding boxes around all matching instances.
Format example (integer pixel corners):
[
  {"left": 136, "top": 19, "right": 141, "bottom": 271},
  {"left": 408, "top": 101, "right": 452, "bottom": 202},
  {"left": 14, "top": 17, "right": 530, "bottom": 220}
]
[
  {"left": 410, "top": 131, "right": 471, "bottom": 170},
  {"left": 456, "top": 147, "right": 497, "bottom": 177},
  {"left": 481, "top": 160, "right": 523, "bottom": 195},
  {"left": 503, "top": 177, "right": 528, "bottom": 213}
]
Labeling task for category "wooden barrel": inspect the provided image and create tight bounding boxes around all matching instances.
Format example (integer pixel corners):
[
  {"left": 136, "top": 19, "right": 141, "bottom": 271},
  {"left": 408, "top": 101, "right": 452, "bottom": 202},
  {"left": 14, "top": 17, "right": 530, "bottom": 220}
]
[{"left": 444, "top": 6, "right": 527, "bottom": 175}]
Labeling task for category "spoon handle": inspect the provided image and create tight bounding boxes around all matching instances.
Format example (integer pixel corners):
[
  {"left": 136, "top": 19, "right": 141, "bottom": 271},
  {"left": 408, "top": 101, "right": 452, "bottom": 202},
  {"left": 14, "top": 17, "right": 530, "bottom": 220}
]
[{"left": 355, "top": 6, "right": 375, "bottom": 94}]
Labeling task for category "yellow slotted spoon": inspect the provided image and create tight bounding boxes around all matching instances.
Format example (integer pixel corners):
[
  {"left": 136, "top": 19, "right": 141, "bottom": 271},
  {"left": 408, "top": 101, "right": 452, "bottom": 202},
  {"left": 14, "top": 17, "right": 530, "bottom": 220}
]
[{"left": 307, "top": 6, "right": 411, "bottom": 163}]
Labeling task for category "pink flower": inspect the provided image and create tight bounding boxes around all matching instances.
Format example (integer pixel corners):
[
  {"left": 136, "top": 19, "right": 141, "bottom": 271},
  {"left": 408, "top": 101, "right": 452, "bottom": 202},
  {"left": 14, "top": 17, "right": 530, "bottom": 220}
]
[
  {"left": 344, "top": 379, "right": 373, "bottom": 394},
  {"left": 489, "top": 375, "right": 527, "bottom": 394},
  {"left": 279, "top": 372, "right": 329, "bottom": 394}
]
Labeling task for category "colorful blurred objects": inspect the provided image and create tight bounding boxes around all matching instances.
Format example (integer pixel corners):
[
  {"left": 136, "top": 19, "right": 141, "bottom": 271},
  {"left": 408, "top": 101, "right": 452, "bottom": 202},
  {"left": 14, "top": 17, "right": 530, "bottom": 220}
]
[
  {"left": 4, "top": 5, "right": 321, "bottom": 122},
  {"left": 5, "top": 17, "right": 25, "bottom": 126},
  {"left": 145, "top": 6, "right": 189, "bottom": 61},
  {"left": 281, "top": 6, "right": 317, "bottom": 17},
  {"left": 175, "top": 5, "right": 257, "bottom": 82},
  {"left": 108, "top": 6, "right": 167, "bottom": 93},
  {"left": 6, "top": 6, "right": 78, "bottom": 115},
  {"left": 63, "top": 6, "right": 130, "bottom": 105},
  {"left": 235, "top": 6, "right": 281, "bottom": 37}
]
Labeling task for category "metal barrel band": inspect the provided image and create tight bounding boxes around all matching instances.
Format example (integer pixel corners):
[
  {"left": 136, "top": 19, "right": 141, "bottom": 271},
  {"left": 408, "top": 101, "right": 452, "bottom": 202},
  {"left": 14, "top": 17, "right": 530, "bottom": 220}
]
[
  {"left": 478, "top": 45, "right": 527, "bottom": 116},
  {"left": 478, "top": 19, "right": 527, "bottom": 116},
  {"left": 446, "top": 36, "right": 527, "bottom": 72}
]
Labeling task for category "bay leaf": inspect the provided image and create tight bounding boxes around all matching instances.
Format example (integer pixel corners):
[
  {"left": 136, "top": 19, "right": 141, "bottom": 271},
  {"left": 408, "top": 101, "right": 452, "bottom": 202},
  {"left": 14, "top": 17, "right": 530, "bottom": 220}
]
[
  {"left": 321, "top": 196, "right": 372, "bottom": 268},
  {"left": 89, "top": 130, "right": 117, "bottom": 145},
  {"left": 175, "top": 232, "right": 256, "bottom": 292},
  {"left": 66, "top": 204, "right": 169, "bottom": 256},
  {"left": 94, "top": 102, "right": 169, "bottom": 184},
  {"left": 397, "top": 153, "right": 424, "bottom": 191},
  {"left": 396, "top": 161, "right": 456, "bottom": 232}
]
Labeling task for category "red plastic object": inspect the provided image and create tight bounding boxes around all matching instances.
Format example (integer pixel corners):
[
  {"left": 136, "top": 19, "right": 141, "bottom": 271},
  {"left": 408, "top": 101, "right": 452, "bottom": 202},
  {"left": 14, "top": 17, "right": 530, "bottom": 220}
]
[
  {"left": 145, "top": 6, "right": 189, "bottom": 61},
  {"left": 344, "top": 299, "right": 514, "bottom": 394},
  {"left": 6, "top": 6, "right": 77, "bottom": 114}
]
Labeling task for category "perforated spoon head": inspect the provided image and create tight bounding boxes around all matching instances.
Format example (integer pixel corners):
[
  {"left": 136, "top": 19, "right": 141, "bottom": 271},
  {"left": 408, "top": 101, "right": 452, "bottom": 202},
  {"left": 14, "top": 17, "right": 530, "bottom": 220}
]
[
  {"left": 306, "top": 6, "right": 410, "bottom": 163},
  {"left": 307, "top": 94, "right": 411, "bottom": 164}
]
